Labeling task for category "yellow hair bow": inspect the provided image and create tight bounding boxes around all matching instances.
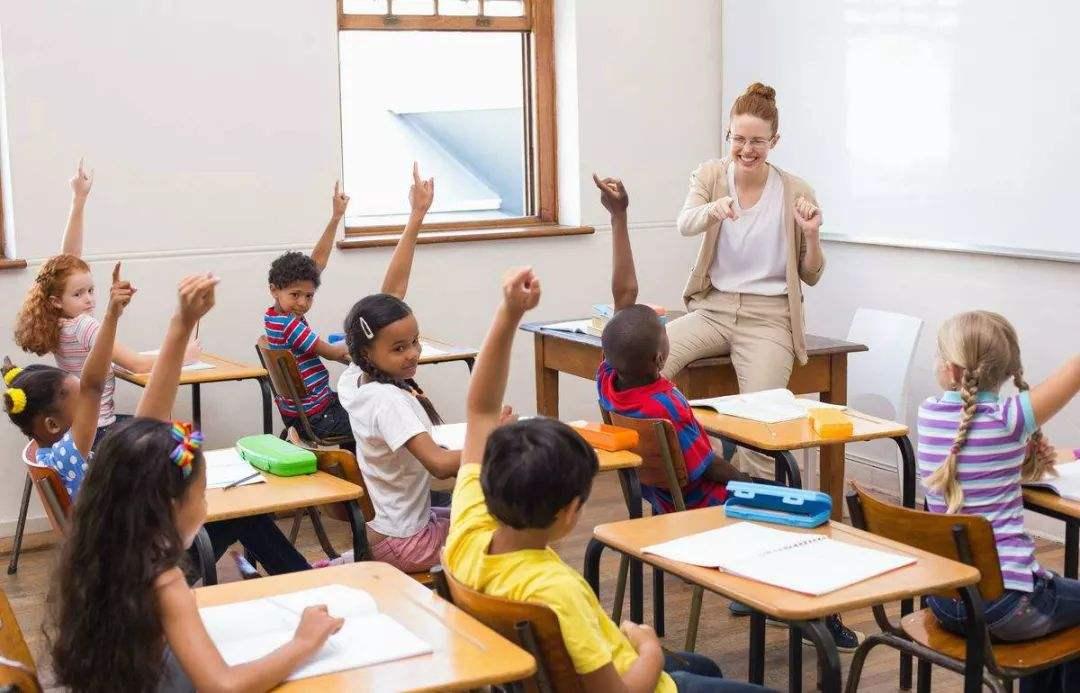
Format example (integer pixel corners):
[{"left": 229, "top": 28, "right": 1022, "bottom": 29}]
[
  {"left": 6, "top": 388, "right": 27, "bottom": 415},
  {"left": 3, "top": 367, "right": 22, "bottom": 386}
]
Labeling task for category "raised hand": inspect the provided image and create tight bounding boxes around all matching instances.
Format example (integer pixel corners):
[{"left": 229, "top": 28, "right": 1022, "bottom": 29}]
[
  {"left": 408, "top": 161, "right": 435, "bottom": 214},
  {"left": 176, "top": 273, "right": 219, "bottom": 328},
  {"left": 70, "top": 157, "right": 94, "bottom": 200},
  {"left": 332, "top": 180, "right": 350, "bottom": 220},
  {"left": 502, "top": 266, "right": 542, "bottom": 316},
  {"left": 107, "top": 262, "right": 136, "bottom": 318},
  {"left": 708, "top": 196, "right": 738, "bottom": 222},
  {"left": 794, "top": 195, "right": 822, "bottom": 235},
  {"left": 293, "top": 605, "right": 345, "bottom": 651},
  {"left": 593, "top": 173, "right": 629, "bottom": 216},
  {"left": 498, "top": 404, "right": 517, "bottom": 426}
]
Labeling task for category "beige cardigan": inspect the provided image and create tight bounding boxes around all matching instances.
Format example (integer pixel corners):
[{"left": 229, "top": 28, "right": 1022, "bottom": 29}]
[{"left": 676, "top": 157, "right": 825, "bottom": 364}]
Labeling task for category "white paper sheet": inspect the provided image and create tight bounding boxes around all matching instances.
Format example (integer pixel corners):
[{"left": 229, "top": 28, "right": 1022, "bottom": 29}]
[
  {"left": 420, "top": 340, "right": 448, "bottom": 357},
  {"left": 203, "top": 448, "right": 266, "bottom": 489},
  {"left": 540, "top": 319, "right": 591, "bottom": 334},
  {"left": 689, "top": 389, "right": 846, "bottom": 424},
  {"left": 1024, "top": 461, "right": 1080, "bottom": 502},
  {"left": 432, "top": 423, "right": 467, "bottom": 451}
]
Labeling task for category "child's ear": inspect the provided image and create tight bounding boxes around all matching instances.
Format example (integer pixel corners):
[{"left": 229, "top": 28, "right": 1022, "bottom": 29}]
[
  {"left": 655, "top": 350, "right": 667, "bottom": 373},
  {"left": 947, "top": 362, "right": 965, "bottom": 387},
  {"left": 43, "top": 416, "right": 63, "bottom": 436},
  {"left": 49, "top": 295, "right": 64, "bottom": 311}
]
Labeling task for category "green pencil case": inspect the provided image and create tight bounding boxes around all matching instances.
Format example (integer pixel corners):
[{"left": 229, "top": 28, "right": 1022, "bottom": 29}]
[{"left": 236, "top": 435, "right": 317, "bottom": 477}]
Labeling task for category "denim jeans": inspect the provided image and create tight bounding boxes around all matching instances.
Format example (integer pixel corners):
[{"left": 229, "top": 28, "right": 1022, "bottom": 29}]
[
  {"left": 282, "top": 395, "right": 355, "bottom": 452},
  {"left": 928, "top": 572, "right": 1080, "bottom": 692},
  {"left": 93, "top": 413, "right": 132, "bottom": 451},
  {"left": 664, "top": 651, "right": 774, "bottom": 692}
]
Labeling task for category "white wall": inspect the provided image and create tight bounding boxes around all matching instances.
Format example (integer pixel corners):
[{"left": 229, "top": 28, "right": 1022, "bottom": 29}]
[{"left": 0, "top": 0, "right": 724, "bottom": 537}]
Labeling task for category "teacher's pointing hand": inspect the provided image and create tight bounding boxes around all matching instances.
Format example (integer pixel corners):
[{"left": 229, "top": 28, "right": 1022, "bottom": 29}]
[
  {"left": 708, "top": 196, "right": 738, "bottom": 222},
  {"left": 794, "top": 195, "right": 822, "bottom": 236}
]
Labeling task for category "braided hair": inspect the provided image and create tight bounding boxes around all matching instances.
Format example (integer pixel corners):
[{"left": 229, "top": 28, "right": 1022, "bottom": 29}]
[
  {"left": 343, "top": 294, "right": 443, "bottom": 425},
  {"left": 15, "top": 254, "right": 91, "bottom": 355}
]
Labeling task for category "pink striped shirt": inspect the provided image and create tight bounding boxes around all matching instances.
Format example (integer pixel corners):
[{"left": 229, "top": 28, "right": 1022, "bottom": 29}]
[{"left": 55, "top": 314, "right": 116, "bottom": 428}]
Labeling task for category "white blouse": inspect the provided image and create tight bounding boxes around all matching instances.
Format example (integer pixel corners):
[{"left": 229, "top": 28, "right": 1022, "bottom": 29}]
[{"left": 709, "top": 163, "right": 788, "bottom": 296}]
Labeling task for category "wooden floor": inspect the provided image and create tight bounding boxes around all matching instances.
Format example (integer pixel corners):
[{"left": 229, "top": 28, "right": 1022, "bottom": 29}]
[{"left": 2, "top": 472, "right": 1068, "bottom": 691}]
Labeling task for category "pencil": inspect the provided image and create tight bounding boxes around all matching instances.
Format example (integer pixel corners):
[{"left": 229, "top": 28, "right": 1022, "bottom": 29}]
[{"left": 224, "top": 472, "right": 260, "bottom": 490}]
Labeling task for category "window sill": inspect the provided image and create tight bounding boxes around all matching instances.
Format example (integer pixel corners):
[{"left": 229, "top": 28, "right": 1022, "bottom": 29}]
[
  {"left": 337, "top": 223, "right": 594, "bottom": 249},
  {"left": 0, "top": 258, "right": 27, "bottom": 271}
]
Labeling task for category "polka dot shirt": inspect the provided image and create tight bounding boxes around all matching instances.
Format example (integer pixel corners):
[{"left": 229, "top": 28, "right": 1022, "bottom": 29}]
[{"left": 36, "top": 432, "right": 90, "bottom": 500}]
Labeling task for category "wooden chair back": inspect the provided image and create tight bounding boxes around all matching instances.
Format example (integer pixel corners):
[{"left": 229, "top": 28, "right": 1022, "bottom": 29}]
[
  {"left": 310, "top": 448, "right": 376, "bottom": 523},
  {"left": 604, "top": 411, "right": 688, "bottom": 502},
  {"left": 433, "top": 566, "right": 582, "bottom": 693},
  {"left": 22, "top": 441, "right": 70, "bottom": 536},
  {"left": 0, "top": 587, "right": 41, "bottom": 693},
  {"left": 255, "top": 336, "right": 309, "bottom": 404},
  {"left": 848, "top": 482, "right": 1005, "bottom": 601}
]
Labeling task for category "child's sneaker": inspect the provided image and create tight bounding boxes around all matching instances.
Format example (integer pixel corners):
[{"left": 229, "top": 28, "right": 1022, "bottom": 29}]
[
  {"left": 314, "top": 551, "right": 354, "bottom": 569},
  {"left": 803, "top": 614, "right": 864, "bottom": 653}
]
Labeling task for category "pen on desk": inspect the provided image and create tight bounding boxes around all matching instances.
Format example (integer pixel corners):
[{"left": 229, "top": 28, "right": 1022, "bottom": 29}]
[{"left": 224, "top": 472, "right": 260, "bottom": 490}]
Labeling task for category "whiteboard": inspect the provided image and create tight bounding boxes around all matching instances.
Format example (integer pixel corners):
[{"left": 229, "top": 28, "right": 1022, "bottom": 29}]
[{"left": 722, "top": 0, "right": 1080, "bottom": 262}]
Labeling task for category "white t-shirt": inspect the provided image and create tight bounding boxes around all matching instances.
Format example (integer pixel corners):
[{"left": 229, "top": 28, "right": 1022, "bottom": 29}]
[
  {"left": 338, "top": 364, "right": 433, "bottom": 538},
  {"left": 709, "top": 163, "right": 788, "bottom": 296}
]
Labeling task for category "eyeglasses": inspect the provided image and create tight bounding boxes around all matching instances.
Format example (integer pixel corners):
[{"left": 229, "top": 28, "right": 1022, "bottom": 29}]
[{"left": 726, "top": 132, "right": 774, "bottom": 150}]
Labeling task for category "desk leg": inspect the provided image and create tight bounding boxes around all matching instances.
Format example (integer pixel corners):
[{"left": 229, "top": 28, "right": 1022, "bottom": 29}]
[
  {"left": 748, "top": 612, "right": 766, "bottom": 685},
  {"left": 895, "top": 435, "right": 917, "bottom": 509},
  {"left": 345, "top": 501, "right": 370, "bottom": 562},
  {"left": 773, "top": 450, "right": 803, "bottom": 489},
  {"left": 801, "top": 618, "right": 842, "bottom": 693},
  {"left": 1067, "top": 521, "right": 1079, "bottom": 580},
  {"left": 533, "top": 334, "right": 560, "bottom": 417},
  {"left": 820, "top": 354, "right": 849, "bottom": 520},
  {"left": 584, "top": 538, "right": 604, "bottom": 596},
  {"left": 788, "top": 623, "right": 803, "bottom": 693},
  {"left": 194, "top": 527, "right": 217, "bottom": 586},
  {"left": 617, "top": 469, "right": 644, "bottom": 624},
  {"left": 257, "top": 377, "right": 273, "bottom": 435},
  {"left": 192, "top": 383, "right": 202, "bottom": 429},
  {"left": 6, "top": 474, "right": 33, "bottom": 575}
]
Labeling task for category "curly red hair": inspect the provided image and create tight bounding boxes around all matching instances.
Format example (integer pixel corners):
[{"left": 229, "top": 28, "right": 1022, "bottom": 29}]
[{"left": 15, "top": 254, "right": 91, "bottom": 355}]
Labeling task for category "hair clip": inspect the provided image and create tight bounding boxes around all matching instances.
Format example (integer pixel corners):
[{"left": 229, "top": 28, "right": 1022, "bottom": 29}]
[
  {"left": 5, "top": 388, "right": 26, "bottom": 415},
  {"left": 359, "top": 317, "right": 374, "bottom": 340},
  {"left": 3, "top": 366, "right": 22, "bottom": 386},
  {"left": 169, "top": 421, "right": 204, "bottom": 478}
]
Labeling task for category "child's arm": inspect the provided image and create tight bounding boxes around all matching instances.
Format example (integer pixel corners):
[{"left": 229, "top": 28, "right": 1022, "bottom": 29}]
[
  {"left": 404, "top": 436, "right": 461, "bottom": 479},
  {"left": 135, "top": 274, "right": 218, "bottom": 421},
  {"left": 311, "top": 181, "right": 350, "bottom": 274},
  {"left": 70, "top": 263, "right": 133, "bottom": 458},
  {"left": 581, "top": 622, "right": 665, "bottom": 693},
  {"left": 1030, "top": 355, "right": 1080, "bottom": 426},
  {"left": 60, "top": 158, "right": 94, "bottom": 257},
  {"left": 380, "top": 163, "right": 433, "bottom": 300},
  {"left": 463, "top": 267, "right": 542, "bottom": 467},
  {"left": 702, "top": 458, "right": 751, "bottom": 484},
  {"left": 157, "top": 569, "right": 342, "bottom": 693},
  {"left": 593, "top": 174, "right": 637, "bottom": 310},
  {"left": 313, "top": 339, "right": 350, "bottom": 364}
]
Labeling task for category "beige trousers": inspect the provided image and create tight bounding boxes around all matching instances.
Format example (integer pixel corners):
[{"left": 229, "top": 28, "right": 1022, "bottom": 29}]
[{"left": 662, "top": 290, "right": 795, "bottom": 479}]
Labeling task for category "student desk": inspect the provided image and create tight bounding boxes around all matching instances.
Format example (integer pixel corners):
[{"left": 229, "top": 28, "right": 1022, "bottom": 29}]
[
  {"left": 194, "top": 469, "right": 364, "bottom": 586},
  {"left": 195, "top": 561, "right": 536, "bottom": 692},
  {"left": 1022, "top": 450, "right": 1080, "bottom": 579},
  {"left": 115, "top": 351, "right": 272, "bottom": 434},
  {"left": 583, "top": 507, "right": 979, "bottom": 693},
  {"left": 692, "top": 408, "right": 915, "bottom": 519},
  {"left": 520, "top": 322, "right": 866, "bottom": 518},
  {"left": 420, "top": 337, "right": 478, "bottom": 372}
]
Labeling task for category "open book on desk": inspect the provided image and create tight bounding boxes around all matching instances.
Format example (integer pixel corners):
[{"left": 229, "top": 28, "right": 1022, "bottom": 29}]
[
  {"left": 203, "top": 448, "right": 266, "bottom": 489},
  {"left": 1024, "top": 461, "right": 1080, "bottom": 502},
  {"left": 200, "top": 584, "right": 432, "bottom": 681},
  {"left": 113, "top": 349, "right": 216, "bottom": 376},
  {"left": 642, "top": 522, "right": 914, "bottom": 596},
  {"left": 689, "top": 388, "right": 845, "bottom": 424}
]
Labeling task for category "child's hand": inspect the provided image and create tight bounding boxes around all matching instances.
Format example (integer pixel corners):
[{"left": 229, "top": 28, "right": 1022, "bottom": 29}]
[
  {"left": 501, "top": 266, "right": 542, "bottom": 316},
  {"left": 331, "top": 180, "right": 350, "bottom": 220},
  {"left": 408, "top": 162, "right": 435, "bottom": 214},
  {"left": 183, "top": 339, "right": 202, "bottom": 366},
  {"left": 592, "top": 173, "right": 629, "bottom": 216},
  {"left": 794, "top": 195, "right": 822, "bottom": 236},
  {"left": 107, "top": 262, "right": 136, "bottom": 319},
  {"left": 708, "top": 196, "right": 737, "bottom": 222},
  {"left": 70, "top": 157, "right": 94, "bottom": 200},
  {"left": 498, "top": 405, "right": 517, "bottom": 426},
  {"left": 293, "top": 605, "right": 345, "bottom": 652},
  {"left": 620, "top": 621, "right": 661, "bottom": 653},
  {"left": 176, "top": 273, "right": 219, "bottom": 328}
]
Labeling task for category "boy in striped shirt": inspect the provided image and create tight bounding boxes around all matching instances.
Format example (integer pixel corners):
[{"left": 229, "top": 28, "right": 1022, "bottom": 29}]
[{"left": 264, "top": 183, "right": 353, "bottom": 446}]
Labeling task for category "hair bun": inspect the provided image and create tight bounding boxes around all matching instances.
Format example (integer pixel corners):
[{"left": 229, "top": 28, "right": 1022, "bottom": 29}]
[
  {"left": 5, "top": 388, "right": 27, "bottom": 415},
  {"left": 745, "top": 82, "right": 776, "bottom": 102}
]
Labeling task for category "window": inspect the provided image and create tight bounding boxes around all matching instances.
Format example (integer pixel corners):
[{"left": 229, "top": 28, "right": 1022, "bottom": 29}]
[{"left": 338, "top": 0, "right": 583, "bottom": 245}]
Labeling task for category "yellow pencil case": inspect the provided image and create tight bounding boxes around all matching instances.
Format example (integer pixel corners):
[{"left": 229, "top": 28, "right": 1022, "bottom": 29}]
[
  {"left": 569, "top": 422, "right": 639, "bottom": 452},
  {"left": 808, "top": 409, "right": 853, "bottom": 439}
]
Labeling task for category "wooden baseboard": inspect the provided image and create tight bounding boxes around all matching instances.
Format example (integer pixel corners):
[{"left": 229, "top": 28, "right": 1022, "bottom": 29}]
[{"left": 0, "top": 528, "right": 60, "bottom": 557}]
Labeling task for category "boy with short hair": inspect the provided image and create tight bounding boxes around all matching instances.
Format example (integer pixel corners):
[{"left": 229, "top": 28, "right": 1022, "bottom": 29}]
[{"left": 444, "top": 267, "right": 767, "bottom": 693}]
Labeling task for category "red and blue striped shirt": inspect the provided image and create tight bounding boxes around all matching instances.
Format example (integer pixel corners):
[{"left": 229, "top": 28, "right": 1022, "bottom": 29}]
[
  {"left": 264, "top": 307, "right": 331, "bottom": 418},
  {"left": 597, "top": 361, "right": 727, "bottom": 514}
]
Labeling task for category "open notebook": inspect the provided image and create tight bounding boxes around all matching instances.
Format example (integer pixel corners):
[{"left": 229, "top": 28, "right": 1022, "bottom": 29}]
[
  {"left": 1024, "top": 461, "right": 1080, "bottom": 502},
  {"left": 113, "top": 349, "right": 215, "bottom": 375},
  {"left": 432, "top": 423, "right": 467, "bottom": 451},
  {"left": 642, "top": 522, "right": 915, "bottom": 596},
  {"left": 203, "top": 448, "right": 265, "bottom": 489},
  {"left": 200, "top": 585, "right": 432, "bottom": 681},
  {"left": 689, "top": 388, "right": 845, "bottom": 424}
]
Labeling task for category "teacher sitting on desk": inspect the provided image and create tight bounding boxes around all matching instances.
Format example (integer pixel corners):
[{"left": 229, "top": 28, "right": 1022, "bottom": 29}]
[{"left": 664, "top": 82, "right": 825, "bottom": 480}]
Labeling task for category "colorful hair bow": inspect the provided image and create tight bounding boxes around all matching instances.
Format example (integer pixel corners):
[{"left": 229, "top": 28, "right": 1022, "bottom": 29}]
[{"left": 169, "top": 421, "right": 204, "bottom": 478}]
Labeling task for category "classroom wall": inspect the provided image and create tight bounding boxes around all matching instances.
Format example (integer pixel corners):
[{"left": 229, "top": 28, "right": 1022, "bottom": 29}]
[{"left": 0, "top": 0, "right": 723, "bottom": 537}]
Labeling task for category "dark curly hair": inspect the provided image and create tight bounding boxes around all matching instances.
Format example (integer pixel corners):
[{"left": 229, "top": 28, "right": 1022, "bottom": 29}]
[
  {"left": 268, "top": 251, "right": 321, "bottom": 289},
  {"left": 2, "top": 360, "right": 69, "bottom": 437},
  {"left": 49, "top": 417, "right": 204, "bottom": 693},
  {"left": 343, "top": 293, "right": 443, "bottom": 425}
]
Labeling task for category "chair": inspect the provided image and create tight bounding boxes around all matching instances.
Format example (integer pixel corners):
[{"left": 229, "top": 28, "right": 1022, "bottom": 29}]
[
  {"left": 0, "top": 587, "right": 41, "bottom": 693},
  {"left": 22, "top": 441, "right": 70, "bottom": 537},
  {"left": 845, "top": 308, "right": 923, "bottom": 499},
  {"left": 432, "top": 565, "right": 581, "bottom": 693},
  {"left": 845, "top": 483, "right": 1080, "bottom": 693}
]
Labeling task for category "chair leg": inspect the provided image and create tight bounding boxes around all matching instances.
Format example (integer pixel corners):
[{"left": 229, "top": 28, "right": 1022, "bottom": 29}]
[
  {"left": 916, "top": 659, "right": 932, "bottom": 693},
  {"left": 653, "top": 567, "right": 665, "bottom": 637},
  {"left": 287, "top": 510, "right": 302, "bottom": 544},
  {"left": 6, "top": 474, "right": 33, "bottom": 575},
  {"left": 611, "top": 555, "right": 629, "bottom": 623},
  {"left": 684, "top": 585, "right": 704, "bottom": 652},
  {"left": 307, "top": 507, "right": 340, "bottom": 560}
]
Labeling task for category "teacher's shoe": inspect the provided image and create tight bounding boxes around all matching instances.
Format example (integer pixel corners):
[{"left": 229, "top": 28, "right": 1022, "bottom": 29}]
[{"left": 802, "top": 614, "right": 865, "bottom": 653}]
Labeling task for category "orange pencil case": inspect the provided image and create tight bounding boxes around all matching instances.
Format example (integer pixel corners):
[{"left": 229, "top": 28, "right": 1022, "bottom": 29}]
[
  {"left": 569, "top": 422, "right": 639, "bottom": 451},
  {"left": 808, "top": 409, "right": 853, "bottom": 439}
]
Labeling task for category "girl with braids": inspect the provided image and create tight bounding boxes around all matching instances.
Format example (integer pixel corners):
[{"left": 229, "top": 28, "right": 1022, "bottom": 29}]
[{"left": 920, "top": 310, "right": 1080, "bottom": 689}]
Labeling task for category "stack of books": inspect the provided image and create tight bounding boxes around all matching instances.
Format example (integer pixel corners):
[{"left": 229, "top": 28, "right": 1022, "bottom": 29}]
[{"left": 541, "top": 304, "right": 668, "bottom": 337}]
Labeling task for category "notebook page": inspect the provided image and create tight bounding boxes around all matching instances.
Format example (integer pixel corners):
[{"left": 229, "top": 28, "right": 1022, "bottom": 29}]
[
  {"left": 269, "top": 585, "right": 379, "bottom": 619},
  {"left": 286, "top": 613, "right": 433, "bottom": 681},
  {"left": 541, "top": 319, "right": 590, "bottom": 334},
  {"left": 642, "top": 522, "right": 823, "bottom": 568},
  {"left": 1024, "top": 461, "right": 1080, "bottom": 502},
  {"left": 431, "top": 423, "right": 467, "bottom": 451},
  {"left": 689, "top": 389, "right": 809, "bottom": 423},
  {"left": 137, "top": 349, "right": 216, "bottom": 372},
  {"left": 420, "top": 341, "right": 447, "bottom": 357},
  {"left": 203, "top": 448, "right": 266, "bottom": 489},
  {"left": 200, "top": 598, "right": 298, "bottom": 665},
  {"left": 725, "top": 537, "right": 915, "bottom": 596}
]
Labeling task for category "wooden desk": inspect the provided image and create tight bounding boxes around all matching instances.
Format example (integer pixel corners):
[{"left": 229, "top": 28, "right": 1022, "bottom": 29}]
[
  {"left": 420, "top": 338, "right": 478, "bottom": 371},
  {"left": 693, "top": 408, "right": 915, "bottom": 518},
  {"left": 1023, "top": 450, "right": 1080, "bottom": 578},
  {"left": 193, "top": 466, "right": 365, "bottom": 586},
  {"left": 584, "top": 507, "right": 979, "bottom": 693},
  {"left": 195, "top": 562, "right": 536, "bottom": 692},
  {"left": 522, "top": 323, "right": 866, "bottom": 520},
  {"left": 115, "top": 351, "right": 272, "bottom": 434}
]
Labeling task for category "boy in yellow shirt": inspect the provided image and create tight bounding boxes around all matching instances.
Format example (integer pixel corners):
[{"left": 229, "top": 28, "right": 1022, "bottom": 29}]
[{"left": 444, "top": 268, "right": 770, "bottom": 693}]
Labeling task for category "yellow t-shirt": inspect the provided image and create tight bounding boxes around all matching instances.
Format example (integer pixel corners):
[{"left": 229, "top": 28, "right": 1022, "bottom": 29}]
[{"left": 445, "top": 464, "right": 675, "bottom": 692}]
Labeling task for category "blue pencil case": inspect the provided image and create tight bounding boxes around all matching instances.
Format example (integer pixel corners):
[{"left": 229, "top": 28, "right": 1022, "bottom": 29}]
[
  {"left": 724, "top": 481, "right": 832, "bottom": 528},
  {"left": 328, "top": 333, "right": 345, "bottom": 344}
]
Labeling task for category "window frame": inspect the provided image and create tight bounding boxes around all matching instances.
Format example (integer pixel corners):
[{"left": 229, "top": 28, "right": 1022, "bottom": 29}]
[{"left": 336, "top": 0, "right": 587, "bottom": 248}]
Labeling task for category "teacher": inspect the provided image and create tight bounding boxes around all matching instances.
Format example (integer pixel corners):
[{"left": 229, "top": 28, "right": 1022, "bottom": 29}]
[{"left": 663, "top": 82, "right": 825, "bottom": 479}]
